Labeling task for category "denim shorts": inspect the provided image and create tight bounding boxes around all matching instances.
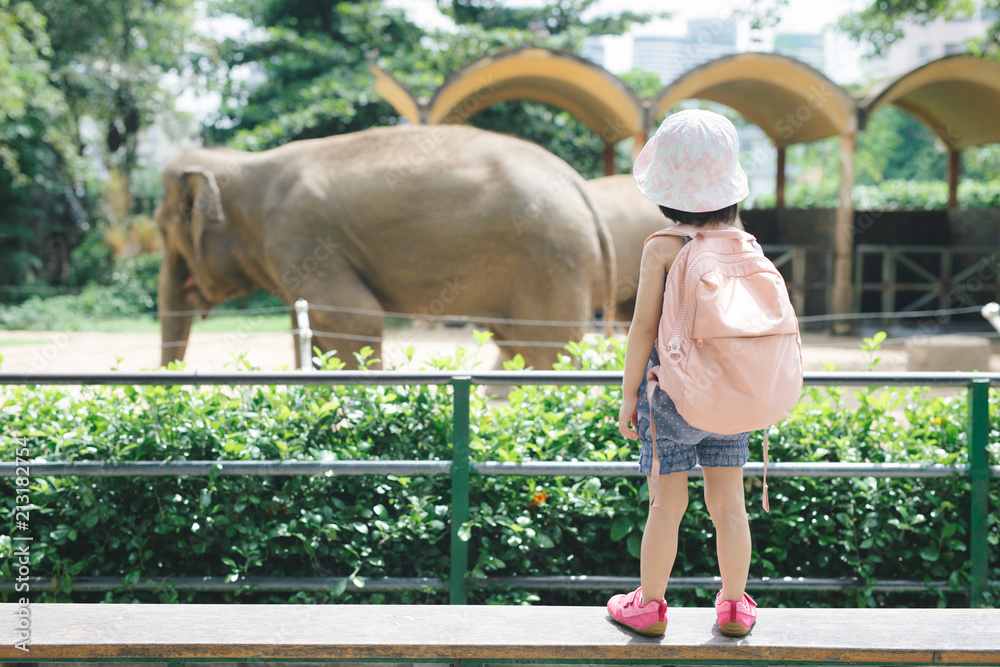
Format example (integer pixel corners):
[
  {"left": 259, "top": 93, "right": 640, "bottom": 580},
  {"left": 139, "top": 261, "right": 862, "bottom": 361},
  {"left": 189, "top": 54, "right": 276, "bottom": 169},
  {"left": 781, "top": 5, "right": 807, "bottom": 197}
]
[{"left": 636, "top": 347, "right": 749, "bottom": 475}]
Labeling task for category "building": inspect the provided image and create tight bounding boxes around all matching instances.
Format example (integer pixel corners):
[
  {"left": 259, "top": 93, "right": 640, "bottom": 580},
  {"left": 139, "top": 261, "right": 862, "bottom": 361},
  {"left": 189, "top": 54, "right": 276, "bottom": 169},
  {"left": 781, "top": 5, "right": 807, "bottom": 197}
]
[
  {"left": 864, "top": 7, "right": 998, "bottom": 80},
  {"left": 580, "top": 36, "right": 605, "bottom": 68},
  {"left": 774, "top": 32, "right": 825, "bottom": 72},
  {"left": 632, "top": 18, "right": 738, "bottom": 85}
]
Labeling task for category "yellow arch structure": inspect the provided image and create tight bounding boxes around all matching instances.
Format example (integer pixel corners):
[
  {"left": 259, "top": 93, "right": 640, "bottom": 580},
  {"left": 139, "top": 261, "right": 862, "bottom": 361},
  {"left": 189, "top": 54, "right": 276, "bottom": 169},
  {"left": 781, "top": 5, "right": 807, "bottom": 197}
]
[
  {"left": 370, "top": 50, "right": 1000, "bottom": 330},
  {"left": 650, "top": 52, "right": 858, "bottom": 146},
  {"left": 370, "top": 47, "right": 646, "bottom": 155},
  {"left": 863, "top": 56, "right": 1000, "bottom": 208},
  {"left": 863, "top": 55, "right": 1000, "bottom": 149},
  {"left": 425, "top": 47, "right": 645, "bottom": 144},
  {"left": 369, "top": 64, "right": 425, "bottom": 125}
]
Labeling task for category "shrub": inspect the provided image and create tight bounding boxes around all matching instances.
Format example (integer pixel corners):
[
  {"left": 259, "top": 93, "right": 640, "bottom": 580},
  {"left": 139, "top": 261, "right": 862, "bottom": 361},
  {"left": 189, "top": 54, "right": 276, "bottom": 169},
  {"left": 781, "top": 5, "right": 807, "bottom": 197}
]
[
  {"left": 0, "top": 253, "right": 161, "bottom": 330},
  {"left": 747, "top": 179, "right": 1000, "bottom": 210},
  {"left": 0, "top": 339, "right": 996, "bottom": 607}
]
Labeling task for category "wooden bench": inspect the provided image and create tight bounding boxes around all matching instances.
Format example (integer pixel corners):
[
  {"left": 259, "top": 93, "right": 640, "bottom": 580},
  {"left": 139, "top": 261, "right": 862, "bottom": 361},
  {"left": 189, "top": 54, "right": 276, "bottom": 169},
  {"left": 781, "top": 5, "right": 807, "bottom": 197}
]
[{"left": 2, "top": 604, "right": 999, "bottom": 665}]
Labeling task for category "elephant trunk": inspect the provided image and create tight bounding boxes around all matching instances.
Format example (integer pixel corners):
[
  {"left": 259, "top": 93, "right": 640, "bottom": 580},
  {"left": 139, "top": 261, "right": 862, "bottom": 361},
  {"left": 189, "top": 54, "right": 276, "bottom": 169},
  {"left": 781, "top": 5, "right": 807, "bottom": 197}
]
[{"left": 158, "top": 255, "right": 196, "bottom": 367}]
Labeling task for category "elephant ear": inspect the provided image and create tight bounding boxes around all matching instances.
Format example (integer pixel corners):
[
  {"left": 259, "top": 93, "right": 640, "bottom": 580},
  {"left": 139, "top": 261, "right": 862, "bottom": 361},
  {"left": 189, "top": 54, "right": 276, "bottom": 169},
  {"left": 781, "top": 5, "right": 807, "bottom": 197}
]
[{"left": 182, "top": 166, "right": 225, "bottom": 257}]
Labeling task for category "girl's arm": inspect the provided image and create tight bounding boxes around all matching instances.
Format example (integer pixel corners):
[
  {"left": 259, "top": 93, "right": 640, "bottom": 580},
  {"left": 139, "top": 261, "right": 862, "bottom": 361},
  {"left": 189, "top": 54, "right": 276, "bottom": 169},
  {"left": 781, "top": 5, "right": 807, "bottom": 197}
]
[{"left": 618, "top": 235, "right": 684, "bottom": 438}]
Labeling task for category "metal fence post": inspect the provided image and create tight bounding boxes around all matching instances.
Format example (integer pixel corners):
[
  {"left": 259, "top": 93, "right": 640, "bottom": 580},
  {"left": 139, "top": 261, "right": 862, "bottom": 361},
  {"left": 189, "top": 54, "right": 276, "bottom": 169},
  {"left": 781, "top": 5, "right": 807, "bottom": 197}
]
[
  {"left": 294, "top": 299, "right": 313, "bottom": 371},
  {"left": 967, "top": 378, "right": 990, "bottom": 607},
  {"left": 449, "top": 377, "right": 472, "bottom": 605}
]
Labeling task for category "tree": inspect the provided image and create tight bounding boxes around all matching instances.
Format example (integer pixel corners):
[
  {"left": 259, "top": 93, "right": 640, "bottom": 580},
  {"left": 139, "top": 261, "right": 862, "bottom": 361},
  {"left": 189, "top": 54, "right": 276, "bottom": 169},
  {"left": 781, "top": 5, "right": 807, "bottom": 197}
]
[
  {"left": 836, "top": 0, "right": 1000, "bottom": 57},
  {"left": 855, "top": 106, "right": 948, "bottom": 185},
  {"left": 440, "top": 0, "right": 660, "bottom": 38},
  {"left": 0, "top": 0, "right": 82, "bottom": 289},
  {"left": 29, "top": 0, "right": 197, "bottom": 175},
  {"left": 206, "top": 0, "right": 661, "bottom": 178},
  {"left": 205, "top": 0, "right": 422, "bottom": 148}
]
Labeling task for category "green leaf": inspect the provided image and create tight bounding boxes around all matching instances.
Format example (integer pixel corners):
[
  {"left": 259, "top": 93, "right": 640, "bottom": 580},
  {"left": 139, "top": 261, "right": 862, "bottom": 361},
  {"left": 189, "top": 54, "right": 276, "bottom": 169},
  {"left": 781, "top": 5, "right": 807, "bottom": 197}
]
[
  {"left": 919, "top": 546, "right": 940, "bottom": 562},
  {"left": 610, "top": 516, "right": 633, "bottom": 541},
  {"left": 626, "top": 533, "right": 642, "bottom": 560}
]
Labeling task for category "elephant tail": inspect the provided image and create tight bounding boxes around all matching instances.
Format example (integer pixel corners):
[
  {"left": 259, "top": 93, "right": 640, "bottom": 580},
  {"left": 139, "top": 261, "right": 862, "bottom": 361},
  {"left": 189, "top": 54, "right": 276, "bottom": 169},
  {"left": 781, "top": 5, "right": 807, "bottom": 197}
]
[{"left": 576, "top": 180, "right": 617, "bottom": 339}]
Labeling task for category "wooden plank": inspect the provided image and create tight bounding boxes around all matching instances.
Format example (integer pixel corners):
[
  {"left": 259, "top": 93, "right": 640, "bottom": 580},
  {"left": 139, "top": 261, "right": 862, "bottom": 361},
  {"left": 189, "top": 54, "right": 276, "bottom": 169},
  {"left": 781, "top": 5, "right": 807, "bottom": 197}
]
[{"left": 1, "top": 604, "right": 999, "bottom": 664}]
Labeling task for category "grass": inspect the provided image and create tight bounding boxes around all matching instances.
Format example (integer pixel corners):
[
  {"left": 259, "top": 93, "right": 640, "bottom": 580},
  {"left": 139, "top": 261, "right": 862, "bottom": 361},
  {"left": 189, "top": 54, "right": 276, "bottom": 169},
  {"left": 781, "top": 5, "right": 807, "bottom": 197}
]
[
  {"left": 0, "top": 314, "right": 292, "bottom": 335},
  {"left": 0, "top": 338, "right": 49, "bottom": 346}
]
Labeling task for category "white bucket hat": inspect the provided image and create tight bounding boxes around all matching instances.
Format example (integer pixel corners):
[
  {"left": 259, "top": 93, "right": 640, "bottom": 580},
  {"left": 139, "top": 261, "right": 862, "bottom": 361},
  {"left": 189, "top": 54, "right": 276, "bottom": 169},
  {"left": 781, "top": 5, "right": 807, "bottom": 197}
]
[{"left": 633, "top": 109, "right": 749, "bottom": 212}]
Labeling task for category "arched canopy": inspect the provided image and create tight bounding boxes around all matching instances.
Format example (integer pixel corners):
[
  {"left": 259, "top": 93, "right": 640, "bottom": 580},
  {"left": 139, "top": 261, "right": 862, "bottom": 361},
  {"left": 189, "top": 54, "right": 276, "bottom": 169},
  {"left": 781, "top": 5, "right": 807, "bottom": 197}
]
[
  {"left": 650, "top": 53, "right": 859, "bottom": 147},
  {"left": 425, "top": 47, "right": 646, "bottom": 143},
  {"left": 862, "top": 55, "right": 1000, "bottom": 149},
  {"left": 369, "top": 64, "right": 424, "bottom": 125}
]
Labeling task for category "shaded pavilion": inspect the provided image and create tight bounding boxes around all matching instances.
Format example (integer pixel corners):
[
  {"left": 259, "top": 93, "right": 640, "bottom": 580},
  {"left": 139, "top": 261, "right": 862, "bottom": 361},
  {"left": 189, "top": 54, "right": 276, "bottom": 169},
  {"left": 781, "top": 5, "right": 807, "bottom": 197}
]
[
  {"left": 371, "top": 48, "right": 1000, "bottom": 327},
  {"left": 861, "top": 55, "right": 1000, "bottom": 209},
  {"left": 648, "top": 52, "right": 858, "bottom": 328}
]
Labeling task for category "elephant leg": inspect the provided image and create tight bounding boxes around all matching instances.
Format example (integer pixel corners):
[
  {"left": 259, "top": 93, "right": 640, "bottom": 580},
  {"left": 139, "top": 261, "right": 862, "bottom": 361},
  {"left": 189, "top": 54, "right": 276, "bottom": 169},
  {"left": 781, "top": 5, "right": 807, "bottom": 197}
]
[
  {"left": 298, "top": 277, "right": 385, "bottom": 370},
  {"left": 490, "top": 291, "right": 590, "bottom": 370}
]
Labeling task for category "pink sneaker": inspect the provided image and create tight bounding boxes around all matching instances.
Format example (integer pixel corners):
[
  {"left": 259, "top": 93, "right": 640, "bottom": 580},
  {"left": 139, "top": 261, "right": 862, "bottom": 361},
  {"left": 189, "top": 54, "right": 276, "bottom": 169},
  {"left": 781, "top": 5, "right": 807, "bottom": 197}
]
[
  {"left": 607, "top": 587, "right": 667, "bottom": 636},
  {"left": 715, "top": 591, "right": 757, "bottom": 636}
]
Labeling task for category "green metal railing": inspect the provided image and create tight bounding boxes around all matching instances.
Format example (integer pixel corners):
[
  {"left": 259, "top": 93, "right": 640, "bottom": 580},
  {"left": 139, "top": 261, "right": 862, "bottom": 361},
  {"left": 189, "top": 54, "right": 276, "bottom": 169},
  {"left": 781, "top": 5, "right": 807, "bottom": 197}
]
[{"left": 1, "top": 370, "right": 997, "bottom": 606}]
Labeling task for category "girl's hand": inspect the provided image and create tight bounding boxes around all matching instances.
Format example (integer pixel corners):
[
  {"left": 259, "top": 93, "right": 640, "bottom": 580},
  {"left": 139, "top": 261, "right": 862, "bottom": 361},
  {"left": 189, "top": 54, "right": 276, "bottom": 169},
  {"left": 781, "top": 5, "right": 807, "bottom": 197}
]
[{"left": 618, "top": 393, "right": 639, "bottom": 440}]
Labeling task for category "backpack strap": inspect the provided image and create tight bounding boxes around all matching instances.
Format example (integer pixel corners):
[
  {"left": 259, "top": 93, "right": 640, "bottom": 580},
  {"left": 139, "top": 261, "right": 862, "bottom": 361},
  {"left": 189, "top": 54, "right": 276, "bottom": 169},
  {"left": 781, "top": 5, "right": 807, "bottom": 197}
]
[
  {"left": 644, "top": 223, "right": 702, "bottom": 245},
  {"left": 645, "top": 223, "right": 758, "bottom": 246},
  {"left": 646, "top": 370, "right": 772, "bottom": 513},
  {"left": 762, "top": 432, "right": 770, "bottom": 513},
  {"left": 645, "top": 365, "right": 662, "bottom": 508}
]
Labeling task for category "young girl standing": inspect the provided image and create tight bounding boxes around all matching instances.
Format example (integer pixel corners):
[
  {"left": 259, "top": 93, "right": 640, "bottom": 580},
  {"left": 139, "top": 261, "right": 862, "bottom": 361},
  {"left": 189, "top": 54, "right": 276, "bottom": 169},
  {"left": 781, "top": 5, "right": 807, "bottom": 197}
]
[{"left": 607, "top": 109, "right": 758, "bottom": 638}]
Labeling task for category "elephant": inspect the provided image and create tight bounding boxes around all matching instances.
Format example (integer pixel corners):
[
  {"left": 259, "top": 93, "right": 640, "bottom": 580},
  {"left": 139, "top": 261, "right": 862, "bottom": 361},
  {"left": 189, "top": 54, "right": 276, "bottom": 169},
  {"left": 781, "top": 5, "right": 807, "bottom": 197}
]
[
  {"left": 156, "top": 124, "right": 616, "bottom": 370},
  {"left": 586, "top": 174, "right": 670, "bottom": 323},
  {"left": 587, "top": 174, "right": 745, "bottom": 324}
]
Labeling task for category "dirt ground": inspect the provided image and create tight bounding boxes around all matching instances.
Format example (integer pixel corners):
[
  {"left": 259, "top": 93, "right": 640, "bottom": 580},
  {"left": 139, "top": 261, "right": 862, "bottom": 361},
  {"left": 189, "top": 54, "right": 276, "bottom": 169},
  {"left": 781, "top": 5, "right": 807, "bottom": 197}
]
[{"left": 1, "top": 324, "right": 998, "bottom": 375}]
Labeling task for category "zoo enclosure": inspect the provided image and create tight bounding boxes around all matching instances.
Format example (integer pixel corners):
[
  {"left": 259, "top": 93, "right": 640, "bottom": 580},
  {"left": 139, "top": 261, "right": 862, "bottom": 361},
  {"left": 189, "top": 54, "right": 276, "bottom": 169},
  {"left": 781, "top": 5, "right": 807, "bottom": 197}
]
[{"left": 0, "top": 369, "right": 997, "bottom": 606}]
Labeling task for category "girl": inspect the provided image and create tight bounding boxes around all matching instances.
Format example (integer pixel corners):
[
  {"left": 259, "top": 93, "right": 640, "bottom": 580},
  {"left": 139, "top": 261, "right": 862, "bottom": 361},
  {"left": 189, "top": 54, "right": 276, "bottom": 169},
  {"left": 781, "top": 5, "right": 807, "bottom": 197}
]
[{"left": 607, "top": 109, "right": 758, "bottom": 638}]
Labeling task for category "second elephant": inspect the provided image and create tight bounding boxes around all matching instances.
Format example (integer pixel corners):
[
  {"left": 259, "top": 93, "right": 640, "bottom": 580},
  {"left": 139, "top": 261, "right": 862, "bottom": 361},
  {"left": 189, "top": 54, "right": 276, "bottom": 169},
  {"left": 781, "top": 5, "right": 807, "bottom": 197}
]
[{"left": 588, "top": 174, "right": 745, "bottom": 323}]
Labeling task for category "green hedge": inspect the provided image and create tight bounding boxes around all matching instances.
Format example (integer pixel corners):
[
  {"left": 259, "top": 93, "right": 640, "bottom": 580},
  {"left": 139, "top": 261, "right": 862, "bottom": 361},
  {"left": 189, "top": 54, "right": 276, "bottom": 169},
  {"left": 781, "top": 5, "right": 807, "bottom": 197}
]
[
  {"left": 748, "top": 179, "right": 1000, "bottom": 210},
  {"left": 1, "top": 339, "right": 997, "bottom": 607}
]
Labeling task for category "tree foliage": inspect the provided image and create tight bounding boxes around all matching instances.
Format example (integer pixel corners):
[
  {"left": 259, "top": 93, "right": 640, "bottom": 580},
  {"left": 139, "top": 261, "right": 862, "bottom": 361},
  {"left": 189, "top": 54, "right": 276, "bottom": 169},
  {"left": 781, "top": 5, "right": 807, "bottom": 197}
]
[
  {"left": 204, "top": 0, "right": 659, "bottom": 179},
  {"left": 837, "top": 0, "right": 1000, "bottom": 56},
  {"left": 205, "top": 0, "right": 418, "bottom": 148},
  {"left": 29, "top": 0, "right": 196, "bottom": 172},
  {"left": 0, "top": 0, "right": 196, "bottom": 290},
  {"left": 440, "top": 0, "right": 660, "bottom": 37},
  {"left": 0, "top": 0, "right": 81, "bottom": 287}
]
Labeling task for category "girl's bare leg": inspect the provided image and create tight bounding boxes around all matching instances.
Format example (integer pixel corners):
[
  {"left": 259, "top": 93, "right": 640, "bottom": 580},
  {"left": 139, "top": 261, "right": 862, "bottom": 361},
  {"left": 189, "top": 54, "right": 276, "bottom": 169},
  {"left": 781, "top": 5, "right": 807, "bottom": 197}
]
[
  {"left": 702, "top": 465, "right": 751, "bottom": 601},
  {"left": 640, "top": 471, "right": 689, "bottom": 605}
]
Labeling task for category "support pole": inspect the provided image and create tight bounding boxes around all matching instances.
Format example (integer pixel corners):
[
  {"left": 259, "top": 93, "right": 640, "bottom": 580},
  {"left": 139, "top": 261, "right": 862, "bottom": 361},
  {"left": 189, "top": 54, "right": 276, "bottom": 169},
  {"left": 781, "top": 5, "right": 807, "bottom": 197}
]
[
  {"left": 967, "top": 378, "right": 990, "bottom": 608},
  {"left": 776, "top": 145, "right": 786, "bottom": 210},
  {"left": 449, "top": 377, "right": 472, "bottom": 604},
  {"left": 831, "top": 133, "right": 856, "bottom": 334},
  {"left": 947, "top": 148, "right": 961, "bottom": 209},
  {"left": 603, "top": 142, "right": 616, "bottom": 176},
  {"left": 633, "top": 130, "right": 648, "bottom": 163}
]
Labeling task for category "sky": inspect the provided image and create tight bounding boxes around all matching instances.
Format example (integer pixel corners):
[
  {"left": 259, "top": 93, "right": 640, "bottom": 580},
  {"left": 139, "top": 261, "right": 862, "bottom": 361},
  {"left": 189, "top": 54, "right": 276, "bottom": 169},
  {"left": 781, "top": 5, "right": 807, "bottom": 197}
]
[{"left": 386, "top": 0, "right": 871, "bottom": 82}]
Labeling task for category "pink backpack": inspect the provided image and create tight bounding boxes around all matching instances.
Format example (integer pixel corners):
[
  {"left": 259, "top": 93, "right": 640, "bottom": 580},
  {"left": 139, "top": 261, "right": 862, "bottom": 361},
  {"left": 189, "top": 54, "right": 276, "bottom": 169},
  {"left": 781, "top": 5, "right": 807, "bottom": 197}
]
[{"left": 645, "top": 224, "right": 803, "bottom": 511}]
